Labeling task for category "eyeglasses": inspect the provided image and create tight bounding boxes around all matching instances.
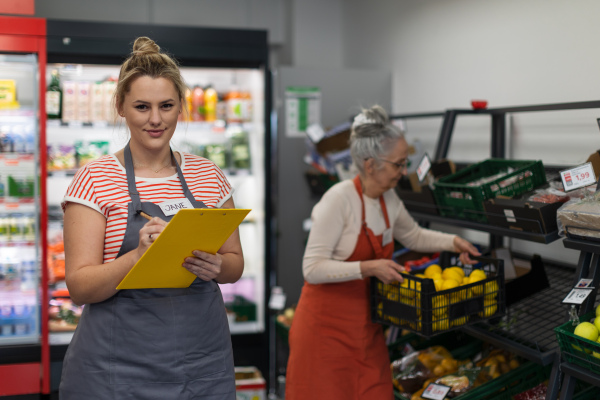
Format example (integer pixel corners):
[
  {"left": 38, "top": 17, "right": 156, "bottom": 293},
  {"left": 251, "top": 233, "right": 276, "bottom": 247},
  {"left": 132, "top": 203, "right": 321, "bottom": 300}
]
[{"left": 378, "top": 158, "right": 409, "bottom": 170}]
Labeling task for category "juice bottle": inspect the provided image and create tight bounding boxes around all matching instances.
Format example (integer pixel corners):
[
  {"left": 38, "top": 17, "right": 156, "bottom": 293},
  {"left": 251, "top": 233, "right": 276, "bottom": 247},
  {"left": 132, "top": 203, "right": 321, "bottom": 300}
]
[
  {"left": 76, "top": 81, "right": 91, "bottom": 123},
  {"left": 191, "top": 86, "right": 205, "bottom": 121},
  {"left": 241, "top": 91, "right": 253, "bottom": 122},
  {"left": 226, "top": 87, "right": 242, "bottom": 123},
  {"left": 184, "top": 88, "right": 193, "bottom": 121},
  {"left": 204, "top": 86, "right": 218, "bottom": 122}
]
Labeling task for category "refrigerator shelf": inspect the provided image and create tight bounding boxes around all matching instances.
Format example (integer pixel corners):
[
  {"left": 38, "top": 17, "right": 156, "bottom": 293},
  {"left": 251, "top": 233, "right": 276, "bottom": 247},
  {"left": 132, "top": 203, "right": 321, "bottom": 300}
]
[{"left": 463, "top": 262, "right": 578, "bottom": 365}]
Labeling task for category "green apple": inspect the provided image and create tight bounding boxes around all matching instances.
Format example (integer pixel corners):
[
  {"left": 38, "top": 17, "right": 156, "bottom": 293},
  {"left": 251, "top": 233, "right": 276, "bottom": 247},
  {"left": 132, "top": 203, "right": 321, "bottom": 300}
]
[{"left": 593, "top": 336, "right": 600, "bottom": 359}]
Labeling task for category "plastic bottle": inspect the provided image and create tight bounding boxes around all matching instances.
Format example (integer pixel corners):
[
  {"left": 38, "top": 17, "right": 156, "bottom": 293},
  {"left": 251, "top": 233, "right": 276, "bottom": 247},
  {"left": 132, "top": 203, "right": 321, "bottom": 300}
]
[
  {"left": 46, "top": 70, "right": 62, "bottom": 120},
  {"left": 226, "top": 87, "right": 243, "bottom": 123},
  {"left": 191, "top": 86, "right": 205, "bottom": 122},
  {"left": 184, "top": 88, "right": 193, "bottom": 122},
  {"left": 241, "top": 91, "right": 253, "bottom": 122},
  {"left": 204, "top": 86, "right": 218, "bottom": 122}
]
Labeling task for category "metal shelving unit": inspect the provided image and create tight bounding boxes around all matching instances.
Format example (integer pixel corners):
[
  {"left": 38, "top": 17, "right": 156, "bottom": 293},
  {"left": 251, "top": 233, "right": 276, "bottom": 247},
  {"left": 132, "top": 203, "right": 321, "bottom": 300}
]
[{"left": 392, "top": 100, "right": 600, "bottom": 400}]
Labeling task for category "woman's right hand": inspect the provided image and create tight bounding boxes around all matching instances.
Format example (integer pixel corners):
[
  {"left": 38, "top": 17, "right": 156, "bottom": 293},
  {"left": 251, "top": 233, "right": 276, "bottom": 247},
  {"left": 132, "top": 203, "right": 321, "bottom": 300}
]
[
  {"left": 136, "top": 217, "right": 168, "bottom": 259},
  {"left": 360, "top": 259, "right": 405, "bottom": 284}
]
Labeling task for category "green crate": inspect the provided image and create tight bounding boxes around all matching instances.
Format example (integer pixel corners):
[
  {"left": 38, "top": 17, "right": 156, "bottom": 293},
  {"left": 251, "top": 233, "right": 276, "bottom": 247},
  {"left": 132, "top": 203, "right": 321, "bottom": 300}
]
[
  {"left": 392, "top": 339, "right": 483, "bottom": 400},
  {"left": 433, "top": 159, "right": 546, "bottom": 223},
  {"left": 371, "top": 256, "right": 505, "bottom": 337},
  {"left": 458, "top": 362, "right": 548, "bottom": 400},
  {"left": 555, "top": 311, "right": 600, "bottom": 374}
]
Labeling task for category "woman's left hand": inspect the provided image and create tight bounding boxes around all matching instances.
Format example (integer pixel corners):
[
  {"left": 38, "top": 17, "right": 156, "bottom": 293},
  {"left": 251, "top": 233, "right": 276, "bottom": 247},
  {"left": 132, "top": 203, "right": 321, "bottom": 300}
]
[
  {"left": 183, "top": 250, "right": 222, "bottom": 281},
  {"left": 453, "top": 236, "right": 481, "bottom": 265}
]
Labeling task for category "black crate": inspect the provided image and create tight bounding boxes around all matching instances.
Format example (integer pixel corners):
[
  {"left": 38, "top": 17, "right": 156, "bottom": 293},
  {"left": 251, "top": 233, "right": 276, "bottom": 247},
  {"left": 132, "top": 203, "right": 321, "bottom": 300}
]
[{"left": 371, "top": 255, "right": 505, "bottom": 337}]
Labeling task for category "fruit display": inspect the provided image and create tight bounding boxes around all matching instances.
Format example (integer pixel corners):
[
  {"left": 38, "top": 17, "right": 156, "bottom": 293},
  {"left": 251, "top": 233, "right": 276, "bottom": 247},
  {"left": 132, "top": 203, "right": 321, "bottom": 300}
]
[
  {"left": 555, "top": 304, "right": 600, "bottom": 374},
  {"left": 373, "top": 258, "right": 504, "bottom": 337},
  {"left": 391, "top": 344, "right": 521, "bottom": 400},
  {"left": 276, "top": 306, "right": 295, "bottom": 328},
  {"left": 48, "top": 291, "right": 82, "bottom": 332}
]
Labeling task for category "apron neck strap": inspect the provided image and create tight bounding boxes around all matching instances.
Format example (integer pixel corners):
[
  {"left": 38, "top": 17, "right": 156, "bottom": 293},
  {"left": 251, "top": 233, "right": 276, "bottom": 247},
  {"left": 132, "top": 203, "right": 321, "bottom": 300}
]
[
  {"left": 352, "top": 175, "right": 391, "bottom": 229},
  {"left": 124, "top": 142, "right": 200, "bottom": 212}
]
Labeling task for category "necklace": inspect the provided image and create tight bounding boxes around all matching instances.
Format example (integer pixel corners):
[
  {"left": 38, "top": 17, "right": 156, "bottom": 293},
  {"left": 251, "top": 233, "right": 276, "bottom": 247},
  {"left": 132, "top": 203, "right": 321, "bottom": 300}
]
[{"left": 133, "top": 160, "right": 173, "bottom": 173}]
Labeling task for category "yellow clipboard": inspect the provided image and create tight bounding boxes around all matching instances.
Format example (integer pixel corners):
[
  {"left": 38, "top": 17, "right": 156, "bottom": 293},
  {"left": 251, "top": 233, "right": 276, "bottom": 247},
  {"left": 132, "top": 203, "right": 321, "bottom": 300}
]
[{"left": 116, "top": 208, "right": 251, "bottom": 289}]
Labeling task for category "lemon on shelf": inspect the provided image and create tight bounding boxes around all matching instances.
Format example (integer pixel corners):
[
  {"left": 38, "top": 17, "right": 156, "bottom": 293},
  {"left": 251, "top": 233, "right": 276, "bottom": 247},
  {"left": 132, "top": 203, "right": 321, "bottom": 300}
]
[{"left": 573, "top": 321, "right": 599, "bottom": 353}]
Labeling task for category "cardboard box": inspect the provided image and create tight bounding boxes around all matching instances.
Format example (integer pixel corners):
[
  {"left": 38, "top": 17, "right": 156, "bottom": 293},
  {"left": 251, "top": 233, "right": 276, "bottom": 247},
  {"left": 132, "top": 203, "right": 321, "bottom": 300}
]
[
  {"left": 483, "top": 197, "right": 563, "bottom": 234},
  {"left": 396, "top": 159, "right": 455, "bottom": 215},
  {"left": 235, "top": 366, "right": 266, "bottom": 400}
]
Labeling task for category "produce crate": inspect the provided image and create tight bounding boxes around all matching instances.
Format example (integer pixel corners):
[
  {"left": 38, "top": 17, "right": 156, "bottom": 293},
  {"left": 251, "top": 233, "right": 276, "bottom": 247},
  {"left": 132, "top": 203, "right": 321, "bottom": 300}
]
[
  {"left": 555, "top": 311, "right": 600, "bottom": 374},
  {"left": 433, "top": 159, "right": 546, "bottom": 223},
  {"left": 371, "top": 255, "right": 505, "bottom": 337}
]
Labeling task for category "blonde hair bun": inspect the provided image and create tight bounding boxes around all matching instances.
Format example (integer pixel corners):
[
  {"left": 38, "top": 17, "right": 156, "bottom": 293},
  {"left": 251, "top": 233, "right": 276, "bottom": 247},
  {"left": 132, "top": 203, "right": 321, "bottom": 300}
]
[{"left": 132, "top": 37, "right": 160, "bottom": 56}]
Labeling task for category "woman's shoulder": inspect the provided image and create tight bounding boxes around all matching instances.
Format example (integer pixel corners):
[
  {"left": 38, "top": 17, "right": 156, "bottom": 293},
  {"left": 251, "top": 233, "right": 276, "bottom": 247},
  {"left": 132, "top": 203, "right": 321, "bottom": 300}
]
[
  {"left": 317, "top": 179, "right": 356, "bottom": 207},
  {"left": 75, "top": 155, "right": 122, "bottom": 177},
  {"left": 180, "top": 152, "right": 221, "bottom": 172}
]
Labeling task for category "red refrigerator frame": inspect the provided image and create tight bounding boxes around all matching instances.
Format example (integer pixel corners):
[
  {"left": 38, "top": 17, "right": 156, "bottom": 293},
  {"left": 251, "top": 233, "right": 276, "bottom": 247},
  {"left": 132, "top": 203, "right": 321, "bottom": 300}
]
[{"left": 0, "top": 15, "right": 49, "bottom": 396}]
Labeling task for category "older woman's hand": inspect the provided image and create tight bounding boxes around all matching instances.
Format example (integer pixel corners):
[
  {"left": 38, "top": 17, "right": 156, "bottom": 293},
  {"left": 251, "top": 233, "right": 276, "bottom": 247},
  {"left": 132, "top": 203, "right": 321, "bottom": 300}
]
[
  {"left": 360, "top": 259, "right": 405, "bottom": 284},
  {"left": 453, "top": 236, "right": 481, "bottom": 265}
]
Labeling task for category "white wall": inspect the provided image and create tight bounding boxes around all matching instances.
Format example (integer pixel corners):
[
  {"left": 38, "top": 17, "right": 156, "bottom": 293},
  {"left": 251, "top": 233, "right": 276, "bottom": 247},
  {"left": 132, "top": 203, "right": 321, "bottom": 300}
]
[{"left": 343, "top": 0, "right": 600, "bottom": 265}]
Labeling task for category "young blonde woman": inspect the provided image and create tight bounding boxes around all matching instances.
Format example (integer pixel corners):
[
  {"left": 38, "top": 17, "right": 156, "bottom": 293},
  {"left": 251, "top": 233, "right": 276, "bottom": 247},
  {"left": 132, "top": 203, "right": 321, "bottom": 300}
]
[
  {"left": 59, "top": 37, "right": 242, "bottom": 399},
  {"left": 286, "top": 105, "right": 480, "bottom": 399}
]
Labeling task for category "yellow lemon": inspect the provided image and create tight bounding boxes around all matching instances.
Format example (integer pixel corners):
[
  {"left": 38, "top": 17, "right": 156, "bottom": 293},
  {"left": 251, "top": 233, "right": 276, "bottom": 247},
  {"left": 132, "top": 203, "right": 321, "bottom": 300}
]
[
  {"left": 448, "top": 266, "right": 465, "bottom": 279},
  {"left": 432, "top": 295, "right": 449, "bottom": 318},
  {"left": 433, "top": 279, "right": 445, "bottom": 292},
  {"left": 442, "top": 269, "right": 463, "bottom": 282},
  {"left": 441, "top": 279, "right": 460, "bottom": 291},
  {"left": 415, "top": 273, "right": 426, "bottom": 278},
  {"left": 431, "top": 272, "right": 443, "bottom": 281},
  {"left": 484, "top": 280, "right": 499, "bottom": 301},
  {"left": 377, "top": 302, "right": 383, "bottom": 318},
  {"left": 462, "top": 276, "right": 470, "bottom": 285},
  {"left": 425, "top": 264, "right": 442, "bottom": 278},
  {"left": 470, "top": 269, "right": 487, "bottom": 281},
  {"left": 433, "top": 318, "right": 450, "bottom": 331},
  {"left": 469, "top": 272, "right": 486, "bottom": 296},
  {"left": 451, "top": 316, "right": 468, "bottom": 327},
  {"left": 478, "top": 298, "right": 498, "bottom": 318}
]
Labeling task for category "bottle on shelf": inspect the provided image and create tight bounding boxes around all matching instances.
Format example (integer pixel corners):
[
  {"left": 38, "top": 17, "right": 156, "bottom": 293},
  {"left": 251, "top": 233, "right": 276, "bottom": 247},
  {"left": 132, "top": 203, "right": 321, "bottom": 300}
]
[
  {"left": 191, "top": 86, "right": 205, "bottom": 122},
  {"left": 61, "top": 81, "right": 77, "bottom": 123},
  {"left": 204, "top": 85, "right": 218, "bottom": 122},
  {"left": 184, "top": 87, "right": 193, "bottom": 122},
  {"left": 226, "top": 86, "right": 243, "bottom": 123},
  {"left": 241, "top": 91, "right": 253, "bottom": 122},
  {"left": 46, "top": 70, "right": 62, "bottom": 120}
]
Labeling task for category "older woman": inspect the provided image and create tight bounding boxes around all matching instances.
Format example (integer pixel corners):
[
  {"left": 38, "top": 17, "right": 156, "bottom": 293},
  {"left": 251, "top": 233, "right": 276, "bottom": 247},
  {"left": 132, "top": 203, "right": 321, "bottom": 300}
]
[{"left": 285, "top": 105, "right": 479, "bottom": 399}]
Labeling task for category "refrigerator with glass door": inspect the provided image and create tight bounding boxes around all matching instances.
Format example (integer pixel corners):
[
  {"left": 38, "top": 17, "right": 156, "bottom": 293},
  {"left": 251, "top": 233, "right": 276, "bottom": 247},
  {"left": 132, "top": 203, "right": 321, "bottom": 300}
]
[{"left": 0, "top": 15, "right": 50, "bottom": 396}]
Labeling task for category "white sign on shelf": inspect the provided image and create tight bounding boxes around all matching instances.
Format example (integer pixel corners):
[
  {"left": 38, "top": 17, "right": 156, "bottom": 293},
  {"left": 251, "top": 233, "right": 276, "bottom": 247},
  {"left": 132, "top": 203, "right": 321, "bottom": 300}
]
[
  {"left": 562, "top": 288, "right": 595, "bottom": 305},
  {"left": 422, "top": 383, "right": 451, "bottom": 400},
  {"left": 560, "top": 162, "right": 597, "bottom": 192},
  {"left": 285, "top": 87, "right": 321, "bottom": 138},
  {"left": 416, "top": 153, "right": 431, "bottom": 182}
]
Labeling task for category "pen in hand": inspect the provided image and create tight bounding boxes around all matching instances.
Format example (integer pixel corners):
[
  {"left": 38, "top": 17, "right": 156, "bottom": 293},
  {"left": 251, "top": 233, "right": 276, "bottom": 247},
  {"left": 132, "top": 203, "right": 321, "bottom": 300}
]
[{"left": 138, "top": 211, "right": 153, "bottom": 221}]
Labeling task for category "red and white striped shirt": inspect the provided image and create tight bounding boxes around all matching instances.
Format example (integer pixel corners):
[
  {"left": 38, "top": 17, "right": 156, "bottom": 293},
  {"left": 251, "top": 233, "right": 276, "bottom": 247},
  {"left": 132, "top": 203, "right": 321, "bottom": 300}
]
[{"left": 62, "top": 152, "right": 233, "bottom": 263}]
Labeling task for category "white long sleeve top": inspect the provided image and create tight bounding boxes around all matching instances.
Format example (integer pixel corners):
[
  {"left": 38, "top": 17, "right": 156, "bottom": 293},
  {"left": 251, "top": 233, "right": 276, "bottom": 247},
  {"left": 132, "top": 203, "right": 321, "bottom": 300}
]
[{"left": 302, "top": 179, "right": 457, "bottom": 284}]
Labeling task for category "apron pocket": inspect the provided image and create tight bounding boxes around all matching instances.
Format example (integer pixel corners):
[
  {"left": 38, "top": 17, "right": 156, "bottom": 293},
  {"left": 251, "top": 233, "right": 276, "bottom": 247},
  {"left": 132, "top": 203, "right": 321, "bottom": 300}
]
[
  {"left": 174, "top": 290, "right": 229, "bottom": 381},
  {"left": 111, "top": 296, "right": 184, "bottom": 384}
]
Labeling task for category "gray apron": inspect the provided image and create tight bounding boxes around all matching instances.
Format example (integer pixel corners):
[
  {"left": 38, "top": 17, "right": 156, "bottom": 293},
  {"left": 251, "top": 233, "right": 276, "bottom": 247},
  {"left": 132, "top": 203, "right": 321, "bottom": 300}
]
[{"left": 60, "top": 143, "right": 236, "bottom": 400}]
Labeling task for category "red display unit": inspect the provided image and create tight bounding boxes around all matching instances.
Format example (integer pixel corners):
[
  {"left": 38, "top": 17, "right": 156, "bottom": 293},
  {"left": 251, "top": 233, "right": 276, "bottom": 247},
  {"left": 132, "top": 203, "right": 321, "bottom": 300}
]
[{"left": 0, "top": 16, "right": 49, "bottom": 396}]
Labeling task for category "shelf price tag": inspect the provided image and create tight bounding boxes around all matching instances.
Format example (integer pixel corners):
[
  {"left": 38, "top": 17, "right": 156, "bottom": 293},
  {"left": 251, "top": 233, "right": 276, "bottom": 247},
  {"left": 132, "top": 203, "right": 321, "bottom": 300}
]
[
  {"left": 416, "top": 153, "right": 432, "bottom": 182},
  {"left": 422, "top": 383, "right": 451, "bottom": 400},
  {"left": 562, "top": 287, "right": 595, "bottom": 305},
  {"left": 560, "top": 162, "right": 596, "bottom": 192}
]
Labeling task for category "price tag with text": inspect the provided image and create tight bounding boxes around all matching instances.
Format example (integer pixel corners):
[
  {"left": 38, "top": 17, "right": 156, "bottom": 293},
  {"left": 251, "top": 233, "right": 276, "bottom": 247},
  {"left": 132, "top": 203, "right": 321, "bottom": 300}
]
[
  {"left": 560, "top": 162, "right": 596, "bottom": 192},
  {"left": 422, "top": 383, "right": 451, "bottom": 400},
  {"left": 562, "top": 288, "right": 595, "bottom": 305},
  {"left": 416, "top": 153, "right": 432, "bottom": 182}
]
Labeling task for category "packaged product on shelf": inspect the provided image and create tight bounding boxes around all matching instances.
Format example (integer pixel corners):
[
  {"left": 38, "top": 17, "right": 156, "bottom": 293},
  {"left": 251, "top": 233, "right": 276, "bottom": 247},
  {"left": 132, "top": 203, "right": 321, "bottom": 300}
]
[
  {"left": 557, "top": 190, "right": 600, "bottom": 240},
  {"left": 74, "top": 140, "right": 109, "bottom": 167},
  {"left": 235, "top": 366, "right": 266, "bottom": 400},
  {"left": 47, "top": 143, "right": 76, "bottom": 171},
  {"left": 102, "top": 79, "right": 117, "bottom": 123},
  {"left": 216, "top": 92, "right": 227, "bottom": 121},
  {"left": 48, "top": 295, "right": 81, "bottom": 332},
  {"left": 89, "top": 81, "right": 105, "bottom": 122},
  {"left": 61, "top": 81, "right": 77, "bottom": 122},
  {"left": 226, "top": 87, "right": 243, "bottom": 123},
  {"left": 241, "top": 90, "right": 253, "bottom": 122},
  {"left": 0, "top": 79, "right": 19, "bottom": 109},
  {"left": 7, "top": 175, "right": 34, "bottom": 198},
  {"left": 76, "top": 81, "right": 91, "bottom": 123},
  {"left": 204, "top": 143, "right": 228, "bottom": 170},
  {"left": 229, "top": 128, "right": 251, "bottom": 171}
]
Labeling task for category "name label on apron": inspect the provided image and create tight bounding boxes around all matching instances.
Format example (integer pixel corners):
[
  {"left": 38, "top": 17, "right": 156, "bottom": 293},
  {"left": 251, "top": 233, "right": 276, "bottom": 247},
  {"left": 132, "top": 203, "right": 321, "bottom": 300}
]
[
  {"left": 383, "top": 228, "right": 393, "bottom": 246},
  {"left": 159, "top": 198, "right": 194, "bottom": 216}
]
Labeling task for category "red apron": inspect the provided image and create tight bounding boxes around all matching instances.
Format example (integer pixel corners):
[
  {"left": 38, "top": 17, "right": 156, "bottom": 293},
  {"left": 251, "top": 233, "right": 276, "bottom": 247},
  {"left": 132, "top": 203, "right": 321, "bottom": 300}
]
[{"left": 286, "top": 175, "right": 395, "bottom": 400}]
